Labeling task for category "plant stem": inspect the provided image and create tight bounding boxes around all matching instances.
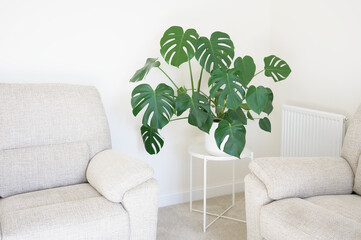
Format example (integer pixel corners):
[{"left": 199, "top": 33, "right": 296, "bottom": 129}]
[
  {"left": 197, "top": 67, "right": 204, "bottom": 92},
  {"left": 210, "top": 111, "right": 217, "bottom": 118},
  {"left": 200, "top": 90, "right": 209, "bottom": 98},
  {"left": 200, "top": 91, "right": 215, "bottom": 105},
  {"left": 170, "top": 117, "right": 188, "bottom": 122},
  {"left": 254, "top": 69, "right": 265, "bottom": 77},
  {"left": 188, "top": 57, "right": 195, "bottom": 93},
  {"left": 158, "top": 66, "right": 179, "bottom": 89}
]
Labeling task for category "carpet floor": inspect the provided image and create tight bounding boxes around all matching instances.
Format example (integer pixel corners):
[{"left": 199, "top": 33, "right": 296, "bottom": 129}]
[{"left": 157, "top": 193, "right": 247, "bottom": 240}]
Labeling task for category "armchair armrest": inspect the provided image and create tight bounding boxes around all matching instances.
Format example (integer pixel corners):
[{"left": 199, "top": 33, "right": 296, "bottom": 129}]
[
  {"left": 86, "top": 149, "right": 154, "bottom": 203},
  {"left": 249, "top": 157, "right": 354, "bottom": 200}
]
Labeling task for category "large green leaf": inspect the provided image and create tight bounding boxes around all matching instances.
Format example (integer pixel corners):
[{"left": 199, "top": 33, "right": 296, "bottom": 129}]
[
  {"left": 140, "top": 125, "right": 164, "bottom": 154},
  {"left": 264, "top": 55, "right": 292, "bottom": 82},
  {"left": 209, "top": 68, "right": 244, "bottom": 110},
  {"left": 263, "top": 88, "right": 274, "bottom": 115},
  {"left": 130, "top": 58, "right": 160, "bottom": 83},
  {"left": 259, "top": 117, "right": 271, "bottom": 132},
  {"left": 227, "top": 107, "right": 247, "bottom": 125},
  {"left": 195, "top": 31, "right": 234, "bottom": 73},
  {"left": 131, "top": 83, "right": 175, "bottom": 129},
  {"left": 234, "top": 56, "right": 256, "bottom": 87},
  {"left": 214, "top": 120, "right": 246, "bottom": 158},
  {"left": 240, "top": 103, "right": 251, "bottom": 111},
  {"left": 175, "top": 92, "right": 192, "bottom": 116},
  {"left": 160, "top": 26, "right": 199, "bottom": 67},
  {"left": 247, "top": 111, "right": 254, "bottom": 120},
  {"left": 245, "top": 85, "right": 269, "bottom": 114},
  {"left": 175, "top": 92, "right": 213, "bottom": 133},
  {"left": 188, "top": 93, "right": 213, "bottom": 133}
]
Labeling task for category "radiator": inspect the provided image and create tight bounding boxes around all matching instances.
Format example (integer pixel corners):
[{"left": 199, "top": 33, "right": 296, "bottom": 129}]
[{"left": 281, "top": 105, "right": 346, "bottom": 157}]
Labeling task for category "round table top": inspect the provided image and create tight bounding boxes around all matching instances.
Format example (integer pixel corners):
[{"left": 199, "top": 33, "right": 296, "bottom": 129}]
[{"left": 188, "top": 142, "right": 253, "bottom": 161}]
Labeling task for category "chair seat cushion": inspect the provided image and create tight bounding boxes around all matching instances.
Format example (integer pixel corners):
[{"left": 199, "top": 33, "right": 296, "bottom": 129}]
[
  {"left": 260, "top": 195, "right": 361, "bottom": 240},
  {"left": 0, "top": 183, "right": 129, "bottom": 240}
]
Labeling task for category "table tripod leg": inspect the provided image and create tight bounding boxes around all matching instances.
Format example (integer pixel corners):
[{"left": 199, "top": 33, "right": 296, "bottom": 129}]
[
  {"left": 232, "top": 160, "right": 235, "bottom": 207},
  {"left": 190, "top": 156, "right": 193, "bottom": 212},
  {"left": 203, "top": 158, "right": 207, "bottom": 232}
]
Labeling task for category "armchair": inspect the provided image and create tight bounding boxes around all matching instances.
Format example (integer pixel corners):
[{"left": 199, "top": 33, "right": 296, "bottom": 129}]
[
  {"left": 0, "top": 83, "right": 158, "bottom": 240},
  {"left": 245, "top": 104, "right": 361, "bottom": 240}
]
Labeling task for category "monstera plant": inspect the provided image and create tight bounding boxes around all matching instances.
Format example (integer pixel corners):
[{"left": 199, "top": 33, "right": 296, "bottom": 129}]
[{"left": 130, "top": 26, "right": 291, "bottom": 157}]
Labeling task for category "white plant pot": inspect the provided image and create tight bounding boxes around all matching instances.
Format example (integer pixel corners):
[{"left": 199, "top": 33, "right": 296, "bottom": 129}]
[{"left": 204, "top": 122, "right": 230, "bottom": 157}]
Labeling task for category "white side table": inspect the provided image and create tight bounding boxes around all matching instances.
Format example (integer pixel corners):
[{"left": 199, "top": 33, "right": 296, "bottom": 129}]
[{"left": 188, "top": 142, "right": 253, "bottom": 232}]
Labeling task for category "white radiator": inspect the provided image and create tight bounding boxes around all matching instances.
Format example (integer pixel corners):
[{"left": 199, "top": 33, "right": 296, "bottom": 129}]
[{"left": 281, "top": 105, "right": 346, "bottom": 157}]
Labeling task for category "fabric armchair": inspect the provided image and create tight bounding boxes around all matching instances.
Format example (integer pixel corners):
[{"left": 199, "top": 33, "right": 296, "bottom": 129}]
[
  {"left": 245, "top": 104, "right": 361, "bottom": 240},
  {"left": 0, "top": 83, "right": 158, "bottom": 240},
  {"left": 245, "top": 157, "right": 354, "bottom": 240}
]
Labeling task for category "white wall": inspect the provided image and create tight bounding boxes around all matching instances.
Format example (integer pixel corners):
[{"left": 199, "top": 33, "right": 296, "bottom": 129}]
[
  {"left": 0, "top": 0, "right": 272, "bottom": 206},
  {"left": 2, "top": 0, "right": 359, "bottom": 207},
  {"left": 268, "top": 0, "right": 361, "bottom": 156}
]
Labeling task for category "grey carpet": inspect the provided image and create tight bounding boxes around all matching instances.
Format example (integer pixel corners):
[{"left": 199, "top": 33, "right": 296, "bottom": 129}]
[{"left": 157, "top": 193, "right": 247, "bottom": 240}]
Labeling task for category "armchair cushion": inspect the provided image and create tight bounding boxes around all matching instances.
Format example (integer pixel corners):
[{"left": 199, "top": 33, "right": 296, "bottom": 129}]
[
  {"left": 260, "top": 195, "right": 361, "bottom": 240},
  {"left": 249, "top": 157, "right": 353, "bottom": 200},
  {"left": 0, "top": 141, "right": 90, "bottom": 198},
  {"left": 86, "top": 150, "right": 154, "bottom": 203},
  {"left": 0, "top": 183, "right": 129, "bottom": 240}
]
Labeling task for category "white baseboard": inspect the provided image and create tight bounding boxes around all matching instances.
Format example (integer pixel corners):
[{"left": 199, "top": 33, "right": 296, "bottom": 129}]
[{"left": 158, "top": 181, "right": 245, "bottom": 207}]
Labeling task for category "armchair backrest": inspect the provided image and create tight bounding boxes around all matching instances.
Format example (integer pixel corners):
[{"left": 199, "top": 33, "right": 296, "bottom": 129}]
[
  {"left": 341, "top": 104, "right": 361, "bottom": 194},
  {"left": 0, "top": 83, "right": 111, "bottom": 197}
]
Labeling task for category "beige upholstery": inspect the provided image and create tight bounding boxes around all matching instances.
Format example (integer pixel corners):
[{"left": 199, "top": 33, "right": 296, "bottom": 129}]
[
  {"left": 245, "top": 104, "right": 361, "bottom": 240},
  {"left": 86, "top": 149, "right": 154, "bottom": 203},
  {"left": 245, "top": 174, "right": 272, "bottom": 240},
  {"left": 342, "top": 104, "right": 361, "bottom": 173},
  {"left": 0, "top": 83, "right": 158, "bottom": 240},
  {"left": 249, "top": 156, "right": 353, "bottom": 200},
  {"left": 260, "top": 196, "right": 361, "bottom": 240},
  {"left": 0, "top": 83, "right": 111, "bottom": 197},
  {"left": 0, "top": 184, "right": 130, "bottom": 240},
  {"left": 0, "top": 142, "right": 90, "bottom": 197},
  {"left": 122, "top": 179, "right": 159, "bottom": 240},
  {"left": 0, "top": 83, "right": 111, "bottom": 155},
  {"left": 354, "top": 154, "right": 361, "bottom": 193},
  {"left": 342, "top": 104, "right": 361, "bottom": 194}
]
